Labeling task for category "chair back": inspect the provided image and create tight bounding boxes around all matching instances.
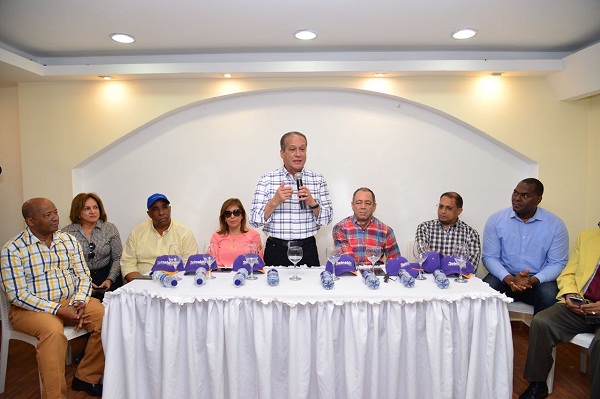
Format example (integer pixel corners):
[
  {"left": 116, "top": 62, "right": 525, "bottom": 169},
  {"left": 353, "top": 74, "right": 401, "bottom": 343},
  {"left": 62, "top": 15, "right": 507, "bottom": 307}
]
[
  {"left": 406, "top": 240, "right": 417, "bottom": 263},
  {"left": 0, "top": 288, "right": 14, "bottom": 334}
]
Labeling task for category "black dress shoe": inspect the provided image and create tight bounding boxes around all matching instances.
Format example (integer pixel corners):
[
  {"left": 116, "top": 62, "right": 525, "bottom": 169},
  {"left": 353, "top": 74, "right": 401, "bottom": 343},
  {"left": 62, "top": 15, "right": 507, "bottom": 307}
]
[
  {"left": 518, "top": 381, "right": 548, "bottom": 399},
  {"left": 72, "top": 375, "right": 103, "bottom": 397}
]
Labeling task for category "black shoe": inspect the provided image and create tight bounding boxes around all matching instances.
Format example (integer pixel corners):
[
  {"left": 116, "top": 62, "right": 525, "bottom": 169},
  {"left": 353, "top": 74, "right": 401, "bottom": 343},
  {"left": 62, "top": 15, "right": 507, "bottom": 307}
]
[
  {"left": 72, "top": 376, "right": 103, "bottom": 397},
  {"left": 519, "top": 381, "right": 548, "bottom": 399}
]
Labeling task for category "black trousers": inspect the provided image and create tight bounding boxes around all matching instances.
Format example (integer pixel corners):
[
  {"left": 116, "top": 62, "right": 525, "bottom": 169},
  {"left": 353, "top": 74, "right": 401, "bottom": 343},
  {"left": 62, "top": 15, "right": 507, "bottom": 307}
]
[
  {"left": 89, "top": 265, "right": 123, "bottom": 301},
  {"left": 524, "top": 303, "right": 600, "bottom": 397},
  {"left": 483, "top": 273, "right": 558, "bottom": 314},
  {"left": 264, "top": 236, "right": 320, "bottom": 266}
]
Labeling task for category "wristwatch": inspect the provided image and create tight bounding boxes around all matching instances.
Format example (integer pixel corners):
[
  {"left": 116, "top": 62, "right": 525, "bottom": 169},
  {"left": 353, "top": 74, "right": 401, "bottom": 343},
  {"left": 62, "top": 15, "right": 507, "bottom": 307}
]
[{"left": 309, "top": 201, "right": 320, "bottom": 209}]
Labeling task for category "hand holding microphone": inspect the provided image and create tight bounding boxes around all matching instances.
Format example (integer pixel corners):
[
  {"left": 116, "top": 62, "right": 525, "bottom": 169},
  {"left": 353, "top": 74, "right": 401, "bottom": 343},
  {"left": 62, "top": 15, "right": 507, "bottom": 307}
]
[{"left": 295, "top": 172, "right": 306, "bottom": 209}]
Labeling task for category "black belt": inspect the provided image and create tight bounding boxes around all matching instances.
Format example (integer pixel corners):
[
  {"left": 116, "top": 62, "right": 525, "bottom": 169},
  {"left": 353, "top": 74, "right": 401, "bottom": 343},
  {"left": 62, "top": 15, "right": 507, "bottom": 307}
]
[{"left": 267, "top": 236, "right": 315, "bottom": 247}]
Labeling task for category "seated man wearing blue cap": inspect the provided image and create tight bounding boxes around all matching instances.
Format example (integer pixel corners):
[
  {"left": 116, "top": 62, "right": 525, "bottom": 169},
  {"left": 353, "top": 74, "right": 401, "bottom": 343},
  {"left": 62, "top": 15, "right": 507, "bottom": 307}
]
[{"left": 120, "top": 193, "right": 198, "bottom": 282}]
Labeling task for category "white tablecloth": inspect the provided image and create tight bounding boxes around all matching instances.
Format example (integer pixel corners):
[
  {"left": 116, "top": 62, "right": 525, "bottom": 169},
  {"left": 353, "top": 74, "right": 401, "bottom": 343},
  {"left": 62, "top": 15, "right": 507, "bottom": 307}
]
[{"left": 102, "top": 267, "right": 513, "bottom": 399}]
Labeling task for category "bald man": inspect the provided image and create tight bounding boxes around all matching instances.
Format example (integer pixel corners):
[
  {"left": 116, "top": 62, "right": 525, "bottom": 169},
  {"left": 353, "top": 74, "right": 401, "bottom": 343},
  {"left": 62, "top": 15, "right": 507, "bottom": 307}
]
[{"left": 0, "top": 198, "right": 105, "bottom": 397}]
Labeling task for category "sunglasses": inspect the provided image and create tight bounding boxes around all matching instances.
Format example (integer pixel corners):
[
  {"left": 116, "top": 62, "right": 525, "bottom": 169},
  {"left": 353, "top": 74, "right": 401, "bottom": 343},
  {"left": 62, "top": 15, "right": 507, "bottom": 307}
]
[
  {"left": 88, "top": 242, "right": 96, "bottom": 259},
  {"left": 223, "top": 209, "right": 242, "bottom": 218},
  {"left": 383, "top": 273, "right": 397, "bottom": 283}
]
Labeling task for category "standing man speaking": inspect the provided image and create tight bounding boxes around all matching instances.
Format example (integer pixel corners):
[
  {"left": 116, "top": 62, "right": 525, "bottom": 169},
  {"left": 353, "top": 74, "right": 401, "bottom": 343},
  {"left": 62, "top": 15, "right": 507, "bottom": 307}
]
[{"left": 250, "top": 131, "right": 333, "bottom": 266}]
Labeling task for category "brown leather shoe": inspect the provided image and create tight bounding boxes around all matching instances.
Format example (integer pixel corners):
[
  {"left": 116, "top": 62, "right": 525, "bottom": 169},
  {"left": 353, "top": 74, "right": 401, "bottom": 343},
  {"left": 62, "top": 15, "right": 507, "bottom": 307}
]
[
  {"left": 518, "top": 381, "right": 548, "bottom": 399},
  {"left": 72, "top": 376, "right": 103, "bottom": 397}
]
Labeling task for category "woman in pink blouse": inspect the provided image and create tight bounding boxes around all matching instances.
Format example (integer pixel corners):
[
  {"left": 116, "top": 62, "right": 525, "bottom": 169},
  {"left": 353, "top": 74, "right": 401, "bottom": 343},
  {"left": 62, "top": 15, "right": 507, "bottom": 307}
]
[{"left": 210, "top": 198, "right": 263, "bottom": 267}]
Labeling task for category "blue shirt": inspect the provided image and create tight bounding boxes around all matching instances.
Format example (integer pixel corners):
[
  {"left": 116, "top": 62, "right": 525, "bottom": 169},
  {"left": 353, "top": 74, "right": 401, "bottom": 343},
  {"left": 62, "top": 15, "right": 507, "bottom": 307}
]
[{"left": 482, "top": 207, "right": 569, "bottom": 284}]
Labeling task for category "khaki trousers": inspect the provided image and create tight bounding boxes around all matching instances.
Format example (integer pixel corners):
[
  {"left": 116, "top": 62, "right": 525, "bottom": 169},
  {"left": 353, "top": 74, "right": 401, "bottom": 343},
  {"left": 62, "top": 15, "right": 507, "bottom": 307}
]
[{"left": 9, "top": 298, "right": 105, "bottom": 399}]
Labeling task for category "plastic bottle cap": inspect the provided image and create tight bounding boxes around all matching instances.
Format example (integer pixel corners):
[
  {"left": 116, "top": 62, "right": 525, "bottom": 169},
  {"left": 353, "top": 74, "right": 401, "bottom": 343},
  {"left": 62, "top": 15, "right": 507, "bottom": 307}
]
[{"left": 171, "top": 280, "right": 178, "bottom": 286}]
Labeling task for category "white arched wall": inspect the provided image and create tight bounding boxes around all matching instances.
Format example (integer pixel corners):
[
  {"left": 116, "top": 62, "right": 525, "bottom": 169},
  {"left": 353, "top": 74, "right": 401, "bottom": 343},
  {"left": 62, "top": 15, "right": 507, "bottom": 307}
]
[{"left": 72, "top": 88, "right": 536, "bottom": 269}]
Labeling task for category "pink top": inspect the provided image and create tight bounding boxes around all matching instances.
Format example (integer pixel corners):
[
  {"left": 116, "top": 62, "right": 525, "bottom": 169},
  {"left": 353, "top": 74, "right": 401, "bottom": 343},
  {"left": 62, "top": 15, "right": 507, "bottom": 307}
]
[{"left": 210, "top": 229, "right": 263, "bottom": 267}]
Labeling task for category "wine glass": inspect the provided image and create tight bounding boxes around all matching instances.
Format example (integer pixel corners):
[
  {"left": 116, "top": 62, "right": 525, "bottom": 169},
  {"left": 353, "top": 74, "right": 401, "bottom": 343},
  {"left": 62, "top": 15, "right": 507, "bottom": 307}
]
[
  {"left": 204, "top": 243, "right": 217, "bottom": 280},
  {"left": 287, "top": 241, "right": 303, "bottom": 281},
  {"left": 167, "top": 244, "right": 181, "bottom": 272},
  {"left": 365, "top": 247, "right": 382, "bottom": 275},
  {"left": 326, "top": 245, "right": 342, "bottom": 281},
  {"left": 453, "top": 243, "right": 468, "bottom": 283},
  {"left": 245, "top": 243, "right": 259, "bottom": 281},
  {"left": 167, "top": 244, "right": 183, "bottom": 281},
  {"left": 412, "top": 242, "right": 429, "bottom": 280}
]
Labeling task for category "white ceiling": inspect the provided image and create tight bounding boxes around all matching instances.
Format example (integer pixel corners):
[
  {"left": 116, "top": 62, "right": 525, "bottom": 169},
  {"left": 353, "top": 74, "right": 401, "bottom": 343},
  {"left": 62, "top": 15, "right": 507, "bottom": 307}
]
[{"left": 1, "top": 0, "right": 600, "bottom": 86}]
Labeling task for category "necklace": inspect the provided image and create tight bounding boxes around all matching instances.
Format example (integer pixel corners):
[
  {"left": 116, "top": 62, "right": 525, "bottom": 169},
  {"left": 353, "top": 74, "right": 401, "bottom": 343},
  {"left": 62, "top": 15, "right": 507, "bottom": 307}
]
[{"left": 229, "top": 232, "right": 242, "bottom": 250}]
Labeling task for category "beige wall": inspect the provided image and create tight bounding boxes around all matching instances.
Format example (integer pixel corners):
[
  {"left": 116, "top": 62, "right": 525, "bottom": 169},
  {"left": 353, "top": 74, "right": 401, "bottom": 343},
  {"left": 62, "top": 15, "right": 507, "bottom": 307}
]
[
  {"left": 588, "top": 95, "right": 600, "bottom": 228},
  {"left": 0, "top": 87, "right": 24, "bottom": 245},
  {"left": 5, "top": 76, "right": 599, "bottom": 245}
]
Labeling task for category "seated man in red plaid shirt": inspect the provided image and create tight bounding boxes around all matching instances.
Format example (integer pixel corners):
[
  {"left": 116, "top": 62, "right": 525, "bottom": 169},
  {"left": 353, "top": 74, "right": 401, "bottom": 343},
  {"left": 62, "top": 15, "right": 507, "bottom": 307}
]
[{"left": 332, "top": 187, "right": 401, "bottom": 265}]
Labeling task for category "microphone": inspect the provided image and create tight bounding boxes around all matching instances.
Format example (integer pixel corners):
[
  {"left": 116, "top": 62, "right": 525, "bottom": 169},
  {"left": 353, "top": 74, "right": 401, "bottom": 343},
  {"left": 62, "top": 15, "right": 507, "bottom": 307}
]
[{"left": 294, "top": 172, "right": 306, "bottom": 209}]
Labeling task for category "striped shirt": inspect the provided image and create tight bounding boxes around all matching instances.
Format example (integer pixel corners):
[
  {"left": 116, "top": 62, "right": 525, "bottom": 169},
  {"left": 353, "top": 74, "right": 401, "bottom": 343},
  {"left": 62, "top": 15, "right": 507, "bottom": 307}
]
[
  {"left": 415, "top": 219, "right": 481, "bottom": 270},
  {"left": 0, "top": 228, "right": 92, "bottom": 314},
  {"left": 333, "top": 215, "right": 401, "bottom": 265},
  {"left": 250, "top": 166, "right": 333, "bottom": 240},
  {"left": 63, "top": 220, "right": 123, "bottom": 283}
]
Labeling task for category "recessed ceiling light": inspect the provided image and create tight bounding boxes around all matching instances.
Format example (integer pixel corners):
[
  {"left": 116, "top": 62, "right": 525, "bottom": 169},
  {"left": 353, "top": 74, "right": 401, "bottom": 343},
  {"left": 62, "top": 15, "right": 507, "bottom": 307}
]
[
  {"left": 452, "top": 28, "right": 478, "bottom": 40},
  {"left": 99, "top": 76, "right": 114, "bottom": 80},
  {"left": 110, "top": 33, "right": 135, "bottom": 44},
  {"left": 373, "top": 72, "right": 387, "bottom": 77},
  {"left": 223, "top": 73, "right": 232, "bottom": 78},
  {"left": 294, "top": 30, "right": 318, "bottom": 40}
]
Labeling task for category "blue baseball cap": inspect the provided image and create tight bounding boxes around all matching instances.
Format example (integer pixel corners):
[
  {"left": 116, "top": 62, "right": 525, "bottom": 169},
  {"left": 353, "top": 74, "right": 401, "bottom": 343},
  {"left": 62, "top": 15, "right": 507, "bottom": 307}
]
[
  {"left": 232, "top": 254, "right": 265, "bottom": 273},
  {"left": 147, "top": 193, "right": 170, "bottom": 209},
  {"left": 325, "top": 254, "right": 357, "bottom": 276}
]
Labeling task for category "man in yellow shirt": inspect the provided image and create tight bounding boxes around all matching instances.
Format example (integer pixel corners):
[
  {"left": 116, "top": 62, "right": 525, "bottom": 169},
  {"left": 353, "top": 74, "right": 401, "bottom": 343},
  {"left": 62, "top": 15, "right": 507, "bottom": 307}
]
[
  {"left": 519, "top": 226, "right": 600, "bottom": 399},
  {"left": 120, "top": 193, "right": 198, "bottom": 282}
]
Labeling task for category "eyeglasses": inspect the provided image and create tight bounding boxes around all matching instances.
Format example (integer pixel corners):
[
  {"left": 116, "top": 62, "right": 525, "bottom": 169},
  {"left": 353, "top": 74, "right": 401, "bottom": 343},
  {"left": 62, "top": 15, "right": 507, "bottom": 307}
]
[
  {"left": 88, "top": 242, "right": 96, "bottom": 259},
  {"left": 437, "top": 204, "right": 456, "bottom": 212},
  {"left": 383, "top": 273, "right": 397, "bottom": 283},
  {"left": 223, "top": 209, "right": 242, "bottom": 218}
]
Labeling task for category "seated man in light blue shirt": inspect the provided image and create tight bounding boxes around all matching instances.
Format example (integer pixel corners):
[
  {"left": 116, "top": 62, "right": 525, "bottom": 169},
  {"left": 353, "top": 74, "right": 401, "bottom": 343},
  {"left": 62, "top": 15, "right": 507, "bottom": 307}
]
[{"left": 482, "top": 178, "right": 569, "bottom": 314}]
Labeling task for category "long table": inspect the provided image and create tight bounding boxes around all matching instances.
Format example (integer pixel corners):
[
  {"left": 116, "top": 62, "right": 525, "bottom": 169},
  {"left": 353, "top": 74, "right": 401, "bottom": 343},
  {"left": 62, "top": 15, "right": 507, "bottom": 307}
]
[{"left": 101, "top": 267, "right": 513, "bottom": 399}]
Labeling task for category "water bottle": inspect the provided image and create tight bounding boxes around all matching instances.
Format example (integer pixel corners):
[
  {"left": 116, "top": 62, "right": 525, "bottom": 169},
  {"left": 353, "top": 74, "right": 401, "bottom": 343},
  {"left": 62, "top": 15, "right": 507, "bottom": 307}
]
[
  {"left": 233, "top": 268, "right": 248, "bottom": 287},
  {"left": 320, "top": 270, "right": 334, "bottom": 290},
  {"left": 398, "top": 270, "right": 415, "bottom": 288},
  {"left": 362, "top": 271, "right": 380, "bottom": 290},
  {"left": 195, "top": 267, "right": 207, "bottom": 286},
  {"left": 433, "top": 269, "right": 450, "bottom": 289},
  {"left": 267, "top": 268, "right": 280, "bottom": 287},
  {"left": 152, "top": 271, "right": 178, "bottom": 288}
]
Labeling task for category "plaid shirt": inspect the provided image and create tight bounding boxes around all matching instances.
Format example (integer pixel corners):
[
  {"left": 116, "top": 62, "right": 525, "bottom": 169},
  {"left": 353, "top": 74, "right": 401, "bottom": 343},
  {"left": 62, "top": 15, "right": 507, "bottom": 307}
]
[
  {"left": 250, "top": 166, "right": 333, "bottom": 240},
  {"left": 333, "top": 215, "right": 401, "bottom": 265},
  {"left": 415, "top": 219, "right": 481, "bottom": 270},
  {"left": 0, "top": 228, "right": 92, "bottom": 314}
]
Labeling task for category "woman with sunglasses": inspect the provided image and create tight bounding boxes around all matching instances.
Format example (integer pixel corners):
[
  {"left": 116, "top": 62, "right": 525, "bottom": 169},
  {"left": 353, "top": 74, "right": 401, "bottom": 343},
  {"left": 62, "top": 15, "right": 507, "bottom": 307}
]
[
  {"left": 63, "top": 193, "right": 123, "bottom": 300},
  {"left": 210, "top": 198, "right": 263, "bottom": 267}
]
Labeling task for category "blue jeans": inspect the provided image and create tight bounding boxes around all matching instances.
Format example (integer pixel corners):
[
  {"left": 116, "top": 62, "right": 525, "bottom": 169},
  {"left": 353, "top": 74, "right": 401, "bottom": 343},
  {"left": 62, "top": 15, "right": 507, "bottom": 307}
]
[{"left": 483, "top": 273, "right": 558, "bottom": 314}]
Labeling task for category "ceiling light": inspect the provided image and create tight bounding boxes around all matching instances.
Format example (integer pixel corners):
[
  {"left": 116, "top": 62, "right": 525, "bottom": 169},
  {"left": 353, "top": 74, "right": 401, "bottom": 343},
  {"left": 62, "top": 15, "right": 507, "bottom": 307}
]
[
  {"left": 294, "top": 30, "right": 318, "bottom": 40},
  {"left": 223, "top": 73, "right": 232, "bottom": 78},
  {"left": 99, "top": 76, "right": 114, "bottom": 80},
  {"left": 110, "top": 33, "right": 135, "bottom": 44},
  {"left": 452, "top": 28, "right": 478, "bottom": 40},
  {"left": 373, "top": 73, "right": 387, "bottom": 77}
]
